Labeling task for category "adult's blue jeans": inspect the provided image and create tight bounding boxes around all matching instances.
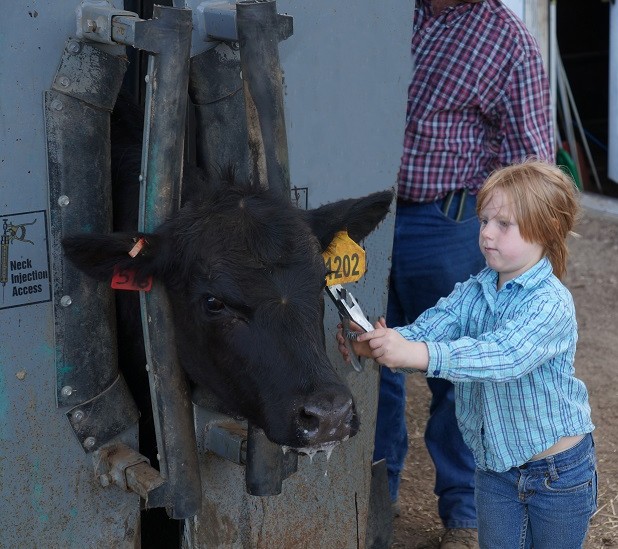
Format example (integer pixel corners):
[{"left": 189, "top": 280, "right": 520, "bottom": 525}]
[
  {"left": 374, "top": 192, "right": 485, "bottom": 528},
  {"left": 475, "top": 433, "right": 597, "bottom": 548}
]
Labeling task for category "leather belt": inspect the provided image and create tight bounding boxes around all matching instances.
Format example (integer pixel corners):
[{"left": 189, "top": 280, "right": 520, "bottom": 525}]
[
  {"left": 442, "top": 188, "right": 469, "bottom": 221},
  {"left": 397, "top": 188, "right": 469, "bottom": 222}
]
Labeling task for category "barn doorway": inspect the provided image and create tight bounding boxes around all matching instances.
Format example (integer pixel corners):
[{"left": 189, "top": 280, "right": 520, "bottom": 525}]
[{"left": 557, "top": 0, "right": 615, "bottom": 197}]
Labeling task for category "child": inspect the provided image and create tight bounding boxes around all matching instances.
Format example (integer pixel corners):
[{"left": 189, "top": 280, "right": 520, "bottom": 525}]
[{"left": 338, "top": 160, "right": 596, "bottom": 549}]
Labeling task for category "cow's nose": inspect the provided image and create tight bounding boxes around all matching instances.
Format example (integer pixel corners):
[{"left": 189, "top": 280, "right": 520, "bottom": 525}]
[{"left": 298, "top": 392, "right": 358, "bottom": 444}]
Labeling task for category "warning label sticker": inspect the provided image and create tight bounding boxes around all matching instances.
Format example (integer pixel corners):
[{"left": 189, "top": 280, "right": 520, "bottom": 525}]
[{"left": 1, "top": 210, "right": 51, "bottom": 310}]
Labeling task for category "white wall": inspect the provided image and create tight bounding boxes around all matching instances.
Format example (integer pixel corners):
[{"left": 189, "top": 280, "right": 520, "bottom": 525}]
[{"left": 502, "top": 0, "right": 524, "bottom": 19}]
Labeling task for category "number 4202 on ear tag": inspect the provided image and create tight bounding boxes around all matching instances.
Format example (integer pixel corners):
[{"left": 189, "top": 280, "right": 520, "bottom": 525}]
[{"left": 322, "top": 231, "right": 366, "bottom": 286}]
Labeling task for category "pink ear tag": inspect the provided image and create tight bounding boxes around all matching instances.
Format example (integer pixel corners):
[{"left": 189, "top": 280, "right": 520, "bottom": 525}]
[{"left": 128, "top": 237, "right": 146, "bottom": 257}]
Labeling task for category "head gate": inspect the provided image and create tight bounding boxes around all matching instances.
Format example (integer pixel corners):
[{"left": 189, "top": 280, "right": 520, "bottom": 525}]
[{"left": 47, "top": 0, "right": 302, "bottom": 519}]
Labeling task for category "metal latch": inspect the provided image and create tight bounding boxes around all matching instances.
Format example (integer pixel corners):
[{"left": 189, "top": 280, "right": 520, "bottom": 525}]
[
  {"left": 195, "top": 0, "right": 293, "bottom": 44},
  {"left": 76, "top": 1, "right": 139, "bottom": 44},
  {"left": 95, "top": 443, "right": 165, "bottom": 500}
]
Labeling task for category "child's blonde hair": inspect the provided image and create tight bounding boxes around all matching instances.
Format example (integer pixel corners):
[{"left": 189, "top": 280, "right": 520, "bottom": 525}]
[{"left": 476, "top": 160, "right": 580, "bottom": 280}]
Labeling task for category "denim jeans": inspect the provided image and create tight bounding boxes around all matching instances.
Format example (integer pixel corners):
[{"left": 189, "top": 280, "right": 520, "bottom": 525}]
[
  {"left": 475, "top": 433, "right": 597, "bottom": 549},
  {"left": 374, "top": 192, "right": 485, "bottom": 528}
]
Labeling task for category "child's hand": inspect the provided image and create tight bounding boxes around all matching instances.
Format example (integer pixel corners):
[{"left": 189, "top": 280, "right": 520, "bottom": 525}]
[
  {"left": 356, "top": 327, "right": 429, "bottom": 371},
  {"left": 335, "top": 318, "right": 386, "bottom": 362}
]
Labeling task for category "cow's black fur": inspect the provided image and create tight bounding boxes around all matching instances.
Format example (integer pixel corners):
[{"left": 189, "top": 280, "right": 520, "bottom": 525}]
[{"left": 62, "top": 97, "right": 393, "bottom": 449}]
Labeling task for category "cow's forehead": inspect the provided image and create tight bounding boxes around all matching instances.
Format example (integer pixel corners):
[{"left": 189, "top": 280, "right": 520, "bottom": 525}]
[
  {"left": 166, "top": 191, "right": 327, "bottom": 292},
  {"left": 196, "top": 233, "right": 326, "bottom": 280},
  {"left": 174, "top": 192, "right": 319, "bottom": 260}
]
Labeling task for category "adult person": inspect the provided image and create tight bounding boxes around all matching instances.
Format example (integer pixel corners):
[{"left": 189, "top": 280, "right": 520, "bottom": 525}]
[
  {"left": 374, "top": 1, "right": 554, "bottom": 547},
  {"left": 345, "top": 160, "right": 596, "bottom": 549}
]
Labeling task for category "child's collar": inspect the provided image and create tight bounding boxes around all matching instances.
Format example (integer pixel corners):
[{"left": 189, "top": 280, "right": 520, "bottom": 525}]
[{"left": 475, "top": 256, "right": 554, "bottom": 290}]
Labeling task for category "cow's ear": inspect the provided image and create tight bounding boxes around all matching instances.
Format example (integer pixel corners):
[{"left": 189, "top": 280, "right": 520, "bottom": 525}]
[
  {"left": 305, "top": 189, "right": 394, "bottom": 251},
  {"left": 62, "top": 232, "right": 162, "bottom": 282}
]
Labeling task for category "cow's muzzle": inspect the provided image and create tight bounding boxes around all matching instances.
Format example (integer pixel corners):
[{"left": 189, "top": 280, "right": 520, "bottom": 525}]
[{"left": 296, "top": 389, "right": 359, "bottom": 447}]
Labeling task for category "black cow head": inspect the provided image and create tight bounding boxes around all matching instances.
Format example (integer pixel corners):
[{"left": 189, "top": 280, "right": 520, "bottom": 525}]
[{"left": 62, "top": 184, "right": 392, "bottom": 449}]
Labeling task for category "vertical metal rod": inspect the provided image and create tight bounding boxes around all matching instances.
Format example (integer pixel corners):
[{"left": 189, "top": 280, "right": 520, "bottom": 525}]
[
  {"left": 549, "top": 0, "right": 558, "bottom": 145},
  {"left": 135, "top": 5, "right": 201, "bottom": 519},
  {"left": 559, "top": 56, "right": 603, "bottom": 193},
  {"left": 236, "top": 0, "right": 290, "bottom": 196},
  {"left": 189, "top": 45, "right": 250, "bottom": 184},
  {"left": 245, "top": 425, "right": 284, "bottom": 496},
  {"left": 235, "top": 0, "right": 296, "bottom": 495}
]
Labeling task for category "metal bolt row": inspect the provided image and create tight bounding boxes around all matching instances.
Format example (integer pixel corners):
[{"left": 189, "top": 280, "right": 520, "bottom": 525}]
[
  {"left": 57, "top": 194, "right": 72, "bottom": 310},
  {"left": 50, "top": 59, "right": 96, "bottom": 454}
]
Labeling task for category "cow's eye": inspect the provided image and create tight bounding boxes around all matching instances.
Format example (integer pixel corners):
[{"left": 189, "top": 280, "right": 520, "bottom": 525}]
[{"left": 204, "top": 295, "right": 225, "bottom": 313}]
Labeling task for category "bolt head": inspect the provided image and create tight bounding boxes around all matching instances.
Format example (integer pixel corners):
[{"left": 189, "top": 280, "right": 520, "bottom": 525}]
[{"left": 68, "top": 41, "right": 81, "bottom": 54}]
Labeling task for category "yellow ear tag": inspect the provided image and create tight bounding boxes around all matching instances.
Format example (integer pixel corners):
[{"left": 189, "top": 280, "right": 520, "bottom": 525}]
[{"left": 322, "top": 231, "right": 366, "bottom": 286}]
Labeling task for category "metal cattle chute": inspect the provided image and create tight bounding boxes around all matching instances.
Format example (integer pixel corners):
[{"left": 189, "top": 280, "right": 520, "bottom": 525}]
[{"left": 0, "top": 1, "right": 408, "bottom": 547}]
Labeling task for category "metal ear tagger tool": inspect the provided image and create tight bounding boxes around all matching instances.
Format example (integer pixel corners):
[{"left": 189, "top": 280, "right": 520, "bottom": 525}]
[{"left": 325, "top": 284, "right": 374, "bottom": 372}]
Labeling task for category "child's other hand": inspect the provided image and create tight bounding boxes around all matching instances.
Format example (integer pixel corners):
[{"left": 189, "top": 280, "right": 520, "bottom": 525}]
[{"left": 335, "top": 322, "right": 351, "bottom": 362}]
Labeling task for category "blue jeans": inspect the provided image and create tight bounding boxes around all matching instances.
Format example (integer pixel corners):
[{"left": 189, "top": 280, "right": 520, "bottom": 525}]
[
  {"left": 475, "top": 434, "right": 597, "bottom": 549},
  {"left": 374, "top": 192, "right": 485, "bottom": 528}
]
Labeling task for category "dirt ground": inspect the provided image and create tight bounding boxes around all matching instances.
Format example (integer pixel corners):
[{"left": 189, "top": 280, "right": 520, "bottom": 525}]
[{"left": 391, "top": 201, "right": 618, "bottom": 549}]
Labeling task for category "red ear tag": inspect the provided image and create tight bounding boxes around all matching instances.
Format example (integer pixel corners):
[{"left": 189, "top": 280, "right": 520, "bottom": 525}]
[{"left": 111, "top": 265, "right": 153, "bottom": 291}]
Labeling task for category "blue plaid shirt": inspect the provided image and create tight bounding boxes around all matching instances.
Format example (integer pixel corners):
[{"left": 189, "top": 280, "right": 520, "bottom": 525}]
[{"left": 396, "top": 257, "right": 594, "bottom": 471}]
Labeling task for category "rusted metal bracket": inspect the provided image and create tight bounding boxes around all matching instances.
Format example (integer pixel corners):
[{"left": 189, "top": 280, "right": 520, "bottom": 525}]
[
  {"left": 194, "top": 406, "right": 298, "bottom": 496},
  {"left": 200, "top": 410, "right": 248, "bottom": 465},
  {"left": 95, "top": 443, "right": 165, "bottom": 500}
]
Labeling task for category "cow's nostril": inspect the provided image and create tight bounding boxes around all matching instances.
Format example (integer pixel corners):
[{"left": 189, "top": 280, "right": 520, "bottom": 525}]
[
  {"left": 299, "top": 395, "right": 355, "bottom": 443},
  {"left": 298, "top": 409, "right": 321, "bottom": 435}
]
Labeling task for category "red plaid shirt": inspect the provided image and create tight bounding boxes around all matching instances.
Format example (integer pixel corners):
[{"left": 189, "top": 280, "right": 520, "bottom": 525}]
[{"left": 398, "top": 0, "right": 554, "bottom": 202}]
